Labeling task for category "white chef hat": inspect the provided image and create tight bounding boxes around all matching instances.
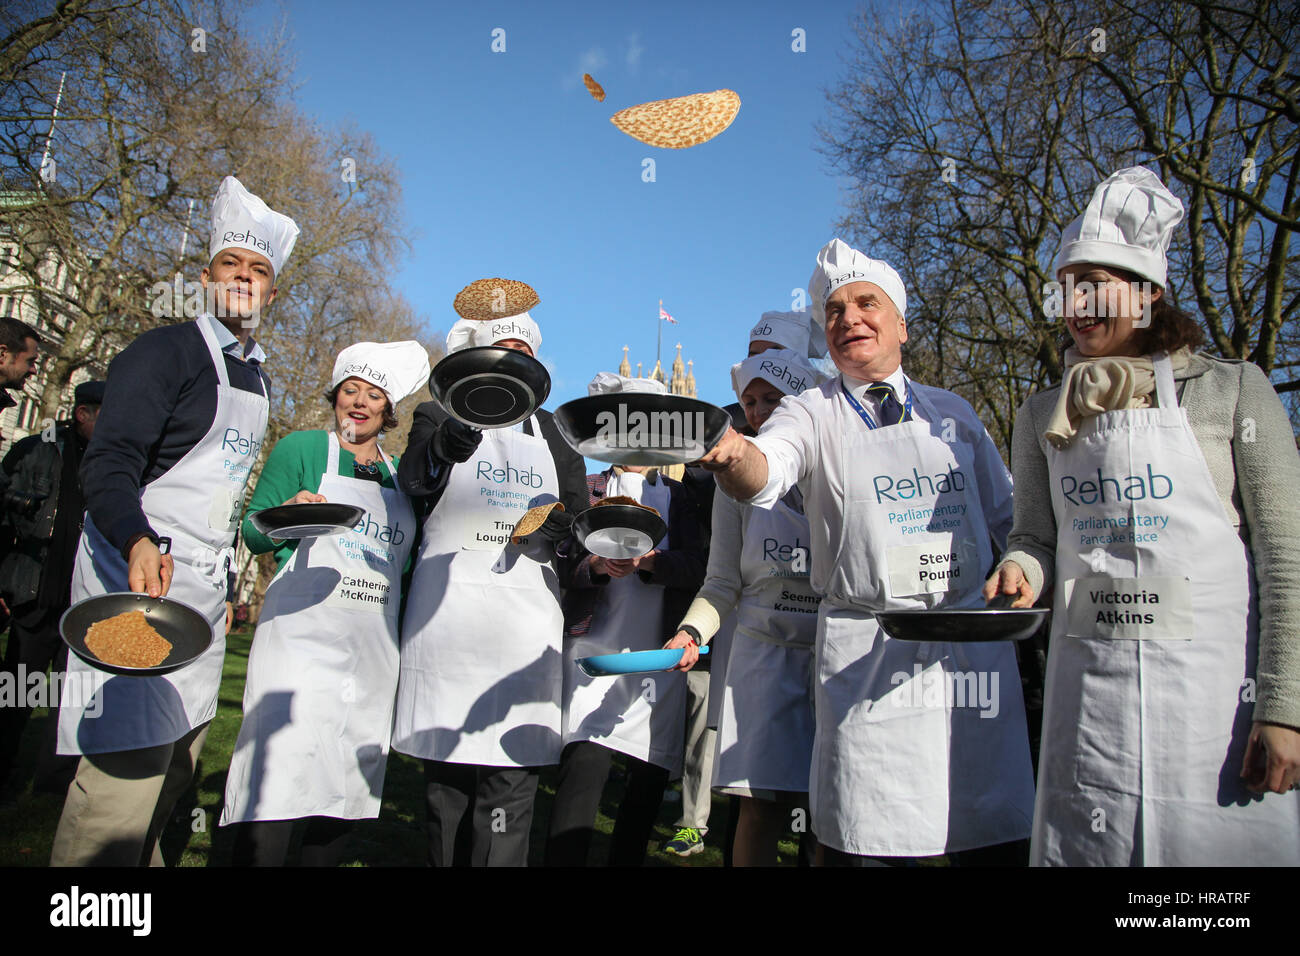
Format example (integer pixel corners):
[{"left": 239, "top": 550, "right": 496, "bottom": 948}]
[
  {"left": 748, "top": 310, "right": 828, "bottom": 359},
  {"left": 331, "top": 341, "right": 431, "bottom": 408},
  {"left": 1054, "top": 166, "right": 1183, "bottom": 288},
  {"left": 208, "top": 176, "right": 300, "bottom": 278},
  {"left": 808, "top": 238, "right": 907, "bottom": 331},
  {"left": 731, "top": 348, "right": 824, "bottom": 401},
  {"left": 587, "top": 371, "right": 668, "bottom": 396},
  {"left": 445, "top": 313, "right": 542, "bottom": 355}
]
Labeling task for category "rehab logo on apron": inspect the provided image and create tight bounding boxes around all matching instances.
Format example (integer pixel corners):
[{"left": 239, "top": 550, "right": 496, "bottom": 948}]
[{"left": 870, "top": 461, "right": 982, "bottom": 599}]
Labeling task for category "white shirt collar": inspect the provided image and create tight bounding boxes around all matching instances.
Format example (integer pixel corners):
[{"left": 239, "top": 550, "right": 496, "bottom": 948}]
[
  {"left": 842, "top": 364, "right": 907, "bottom": 402},
  {"left": 200, "top": 313, "right": 267, "bottom": 364}
]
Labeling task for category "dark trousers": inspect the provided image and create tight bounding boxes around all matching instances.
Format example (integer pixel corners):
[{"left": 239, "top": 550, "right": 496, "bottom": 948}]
[
  {"left": 0, "top": 604, "right": 78, "bottom": 792},
  {"left": 822, "top": 838, "right": 1030, "bottom": 867},
  {"left": 229, "top": 817, "right": 354, "bottom": 867},
  {"left": 545, "top": 741, "right": 670, "bottom": 867},
  {"left": 423, "top": 759, "right": 540, "bottom": 867}
]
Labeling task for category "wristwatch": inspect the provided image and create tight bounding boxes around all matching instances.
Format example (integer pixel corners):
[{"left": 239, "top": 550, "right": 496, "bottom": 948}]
[{"left": 680, "top": 624, "right": 703, "bottom": 647}]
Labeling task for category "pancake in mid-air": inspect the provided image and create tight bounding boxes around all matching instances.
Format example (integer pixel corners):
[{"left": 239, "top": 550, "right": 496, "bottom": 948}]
[
  {"left": 609, "top": 89, "right": 741, "bottom": 149},
  {"left": 453, "top": 278, "right": 540, "bottom": 322},
  {"left": 583, "top": 73, "right": 606, "bottom": 102}
]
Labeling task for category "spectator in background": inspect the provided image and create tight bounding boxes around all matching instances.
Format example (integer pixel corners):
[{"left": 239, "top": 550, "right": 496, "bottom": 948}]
[
  {"left": 0, "top": 318, "right": 41, "bottom": 439},
  {"left": 0, "top": 380, "right": 103, "bottom": 793},
  {"left": 0, "top": 318, "right": 42, "bottom": 558}
]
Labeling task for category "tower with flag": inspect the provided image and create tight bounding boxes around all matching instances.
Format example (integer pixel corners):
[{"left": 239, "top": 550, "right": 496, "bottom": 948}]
[{"left": 656, "top": 299, "right": 677, "bottom": 378}]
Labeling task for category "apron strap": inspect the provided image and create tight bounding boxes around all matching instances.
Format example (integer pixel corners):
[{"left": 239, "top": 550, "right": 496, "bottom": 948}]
[
  {"left": 326, "top": 430, "right": 341, "bottom": 474},
  {"left": 329, "top": 430, "right": 397, "bottom": 480},
  {"left": 196, "top": 316, "right": 232, "bottom": 389},
  {"left": 196, "top": 315, "right": 268, "bottom": 398},
  {"left": 1152, "top": 351, "right": 1177, "bottom": 409}
]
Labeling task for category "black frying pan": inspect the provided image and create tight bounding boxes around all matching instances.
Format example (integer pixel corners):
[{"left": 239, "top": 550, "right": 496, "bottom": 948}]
[
  {"left": 573, "top": 503, "right": 668, "bottom": 559},
  {"left": 552, "top": 393, "right": 731, "bottom": 466},
  {"left": 249, "top": 502, "right": 366, "bottom": 540},
  {"left": 60, "top": 592, "right": 214, "bottom": 677},
  {"left": 875, "top": 604, "right": 1050, "bottom": 643},
  {"left": 429, "top": 346, "right": 551, "bottom": 429}
]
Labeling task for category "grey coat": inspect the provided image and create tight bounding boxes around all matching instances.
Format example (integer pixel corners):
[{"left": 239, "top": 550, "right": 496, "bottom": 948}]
[{"left": 1001, "top": 353, "right": 1300, "bottom": 728}]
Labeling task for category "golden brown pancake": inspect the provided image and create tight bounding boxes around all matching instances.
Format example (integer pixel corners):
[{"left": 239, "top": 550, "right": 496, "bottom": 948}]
[{"left": 84, "top": 610, "right": 173, "bottom": 668}]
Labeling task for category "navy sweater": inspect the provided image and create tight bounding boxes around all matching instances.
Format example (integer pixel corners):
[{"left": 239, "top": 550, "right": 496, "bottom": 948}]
[{"left": 81, "top": 320, "right": 270, "bottom": 557}]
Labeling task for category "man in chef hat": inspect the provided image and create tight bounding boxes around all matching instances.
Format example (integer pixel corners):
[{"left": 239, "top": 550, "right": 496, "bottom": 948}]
[
  {"left": 698, "top": 238, "right": 1035, "bottom": 866},
  {"left": 51, "top": 176, "right": 298, "bottom": 866},
  {"left": 201, "top": 175, "right": 300, "bottom": 330},
  {"left": 393, "top": 309, "right": 589, "bottom": 867}
]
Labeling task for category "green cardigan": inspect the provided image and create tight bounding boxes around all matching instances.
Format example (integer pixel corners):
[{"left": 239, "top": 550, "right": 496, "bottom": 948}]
[{"left": 242, "top": 429, "right": 401, "bottom": 573}]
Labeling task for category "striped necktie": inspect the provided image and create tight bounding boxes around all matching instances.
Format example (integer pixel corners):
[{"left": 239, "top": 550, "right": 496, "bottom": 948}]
[{"left": 867, "top": 382, "right": 904, "bottom": 426}]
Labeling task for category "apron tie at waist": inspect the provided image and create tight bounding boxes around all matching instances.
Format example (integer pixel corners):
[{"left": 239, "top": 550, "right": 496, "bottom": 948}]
[{"left": 188, "top": 545, "right": 236, "bottom": 587}]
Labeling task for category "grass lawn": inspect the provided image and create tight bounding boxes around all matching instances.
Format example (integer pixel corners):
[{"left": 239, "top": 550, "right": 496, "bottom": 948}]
[{"left": 1, "top": 628, "right": 806, "bottom": 866}]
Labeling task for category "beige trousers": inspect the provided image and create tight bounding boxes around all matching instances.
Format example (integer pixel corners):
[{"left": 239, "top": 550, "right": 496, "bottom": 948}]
[
  {"left": 50, "top": 723, "right": 210, "bottom": 867},
  {"left": 676, "top": 669, "right": 715, "bottom": 832}
]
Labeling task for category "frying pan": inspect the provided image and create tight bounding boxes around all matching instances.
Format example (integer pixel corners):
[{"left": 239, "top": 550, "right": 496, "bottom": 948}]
[
  {"left": 552, "top": 394, "right": 731, "bottom": 466},
  {"left": 60, "top": 592, "right": 214, "bottom": 677},
  {"left": 576, "top": 645, "right": 711, "bottom": 677},
  {"left": 875, "top": 595, "right": 1050, "bottom": 643},
  {"left": 249, "top": 502, "right": 366, "bottom": 540},
  {"left": 573, "top": 503, "right": 668, "bottom": 560},
  {"left": 429, "top": 346, "right": 551, "bottom": 429}
]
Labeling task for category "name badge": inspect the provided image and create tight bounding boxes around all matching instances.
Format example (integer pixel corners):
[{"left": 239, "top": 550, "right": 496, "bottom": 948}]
[
  {"left": 1064, "top": 576, "right": 1193, "bottom": 640},
  {"left": 325, "top": 569, "right": 394, "bottom": 615},
  {"left": 208, "top": 487, "right": 239, "bottom": 533},
  {"left": 886, "top": 539, "right": 978, "bottom": 598}
]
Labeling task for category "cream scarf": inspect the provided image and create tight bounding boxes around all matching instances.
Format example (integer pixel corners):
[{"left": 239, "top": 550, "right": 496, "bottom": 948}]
[{"left": 1044, "top": 347, "right": 1191, "bottom": 448}]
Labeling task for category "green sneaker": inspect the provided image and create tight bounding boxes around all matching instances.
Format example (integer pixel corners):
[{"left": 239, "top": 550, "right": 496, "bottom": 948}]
[{"left": 663, "top": 827, "right": 705, "bottom": 856}]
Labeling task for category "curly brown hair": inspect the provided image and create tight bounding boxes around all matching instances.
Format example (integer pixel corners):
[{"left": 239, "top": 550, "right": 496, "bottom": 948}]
[{"left": 324, "top": 381, "right": 399, "bottom": 432}]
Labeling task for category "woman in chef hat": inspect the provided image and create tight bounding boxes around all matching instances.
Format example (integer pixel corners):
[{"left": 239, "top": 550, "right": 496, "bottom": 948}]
[
  {"left": 220, "top": 340, "right": 430, "bottom": 866},
  {"left": 985, "top": 167, "right": 1300, "bottom": 865},
  {"left": 665, "top": 348, "right": 826, "bottom": 866}
]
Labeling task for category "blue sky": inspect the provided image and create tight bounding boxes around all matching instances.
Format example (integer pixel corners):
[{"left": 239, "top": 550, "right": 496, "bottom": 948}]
[{"left": 267, "top": 0, "right": 869, "bottom": 410}]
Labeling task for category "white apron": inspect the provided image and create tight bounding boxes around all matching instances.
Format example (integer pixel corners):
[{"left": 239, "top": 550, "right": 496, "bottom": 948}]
[
  {"left": 714, "top": 492, "right": 818, "bottom": 793},
  {"left": 1031, "top": 353, "right": 1300, "bottom": 866},
  {"left": 811, "top": 382, "right": 1035, "bottom": 856},
  {"left": 562, "top": 472, "right": 686, "bottom": 773},
  {"left": 393, "top": 416, "right": 564, "bottom": 767},
  {"left": 221, "top": 433, "right": 415, "bottom": 823},
  {"left": 58, "top": 317, "right": 269, "bottom": 755}
]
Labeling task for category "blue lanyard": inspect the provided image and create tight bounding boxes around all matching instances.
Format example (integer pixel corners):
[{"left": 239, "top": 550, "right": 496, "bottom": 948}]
[{"left": 840, "top": 379, "right": 912, "bottom": 429}]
